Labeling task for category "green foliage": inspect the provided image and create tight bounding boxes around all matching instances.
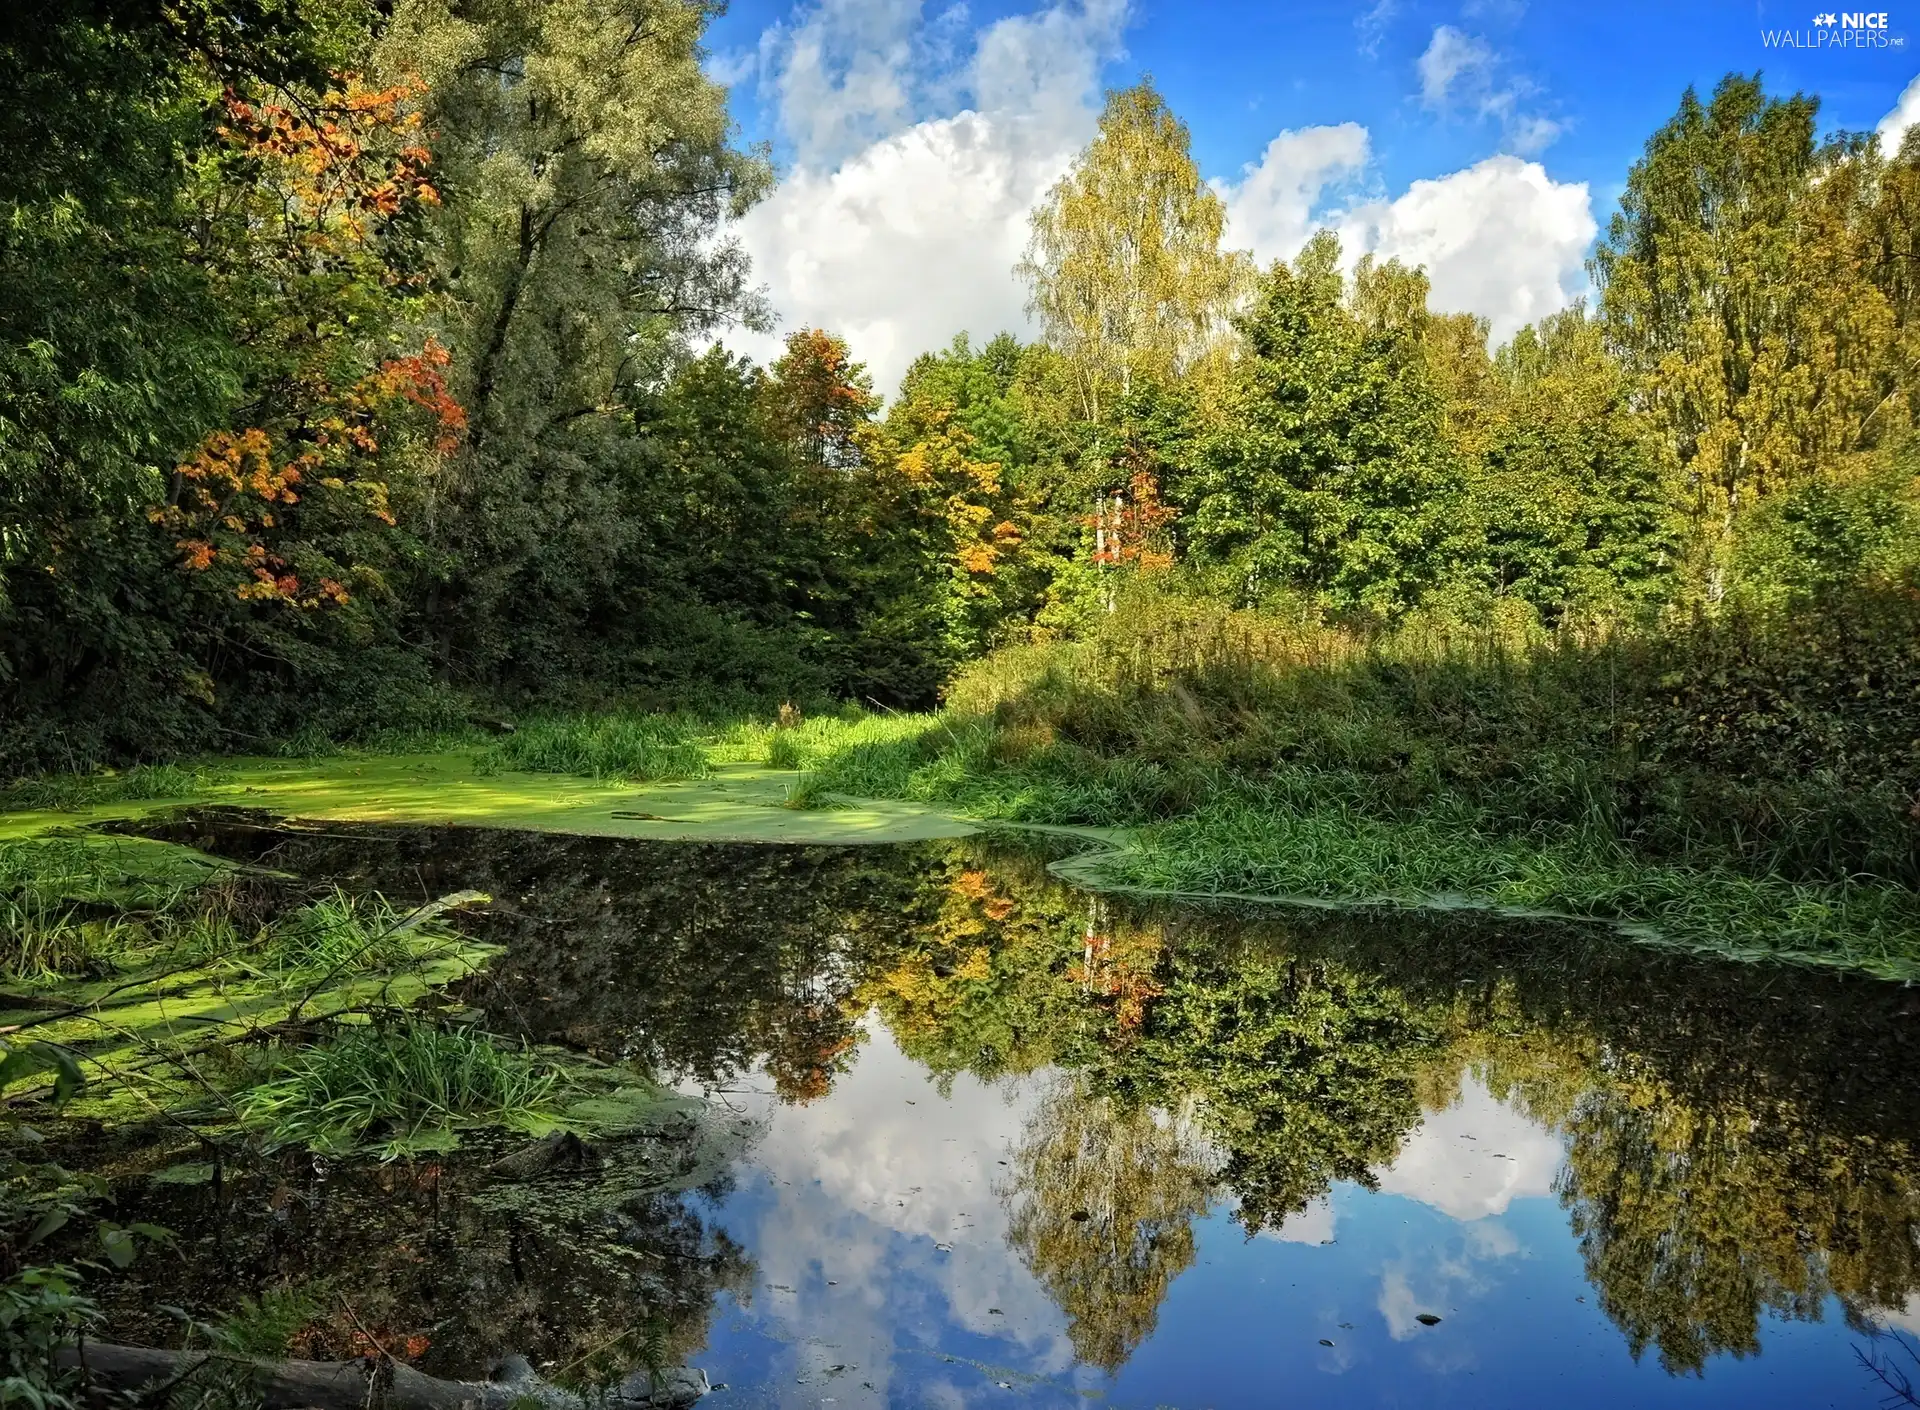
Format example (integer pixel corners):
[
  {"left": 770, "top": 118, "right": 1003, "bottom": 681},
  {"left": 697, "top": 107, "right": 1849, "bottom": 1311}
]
[
  {"left": 0, "top": 836, "right": 231, "bottom": 981},
  {"left": 2, "top": 1033, "right": 167, "bottom": 1410},
  {"left": 1593, "top": 73, "right": 1920, "bottom": 587},
  {"left": 387, "top": 0, "right": 775, "bottom": 693},
  {"left": 0, "top": 765, "right": 225, "bottom": 814},
  {"left": 259, "top": 889, "right": 457, "bottom": 979},
  {"left": 1477, "top": 306, "right": 1681, "bottom": 615},
  {"left": 1173, "top": 236, "right": 1470, "bottom": 617},
  {"left": 1725, "top": 459, "right": 1920, "bottom": 609},
  {"left": 203, "top": 1285, "right": 326, "bottom": 1361},
  {"left": 1020, "top": 80, "right": 1248, "bottom": 424}
]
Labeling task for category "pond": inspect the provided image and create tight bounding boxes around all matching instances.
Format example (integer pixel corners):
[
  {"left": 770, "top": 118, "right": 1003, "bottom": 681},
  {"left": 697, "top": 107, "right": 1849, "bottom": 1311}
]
[{"left": 55, "top": 815, "right": 1920, "bottom": 1409}]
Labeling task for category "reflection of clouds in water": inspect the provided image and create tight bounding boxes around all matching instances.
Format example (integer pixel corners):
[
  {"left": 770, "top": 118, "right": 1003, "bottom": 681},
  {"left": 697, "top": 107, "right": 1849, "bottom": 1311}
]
[
  {"left": 1377, "top": 1266, "right": 1438, "bottom": 1342},
  {"left": 1366, "top": 1075, "right": 1554, "bottom": 1371},
  {"left": 1375, "top": 1074, "right": 1563, "bottom": 1220},
  {"left": 1870, "top": 1292, "right": 1920, "bottom": 1335},
  {"left": 709, "top": 1016, "right": 1076, "bottom": 1406},
  {"left": 1375, "top": 1220, "right": 1525, "bottom": 1373},
  {"left": 1262, "top": 1197, "right": 1337, "bottom": 1246}
]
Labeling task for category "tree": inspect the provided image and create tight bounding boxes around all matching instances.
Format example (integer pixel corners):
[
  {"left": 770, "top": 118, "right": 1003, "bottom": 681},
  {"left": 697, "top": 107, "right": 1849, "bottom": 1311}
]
[
  {"left": 374, "top": 0, "right": 772, "bottom": 678},
  {"left": 764, "top": 328, "right": 877, "bottom": 469},
  {"left": 0, "top": 0, "right": 459, "bottom": 766},
  {"left": 1171, "top": 233, "right": 1469, "bottom": 617},
  {"left": 1475, "top": 306, "right": 1680, "bottom": 615},
  {"left": 1592, "top": 74, "right": 1915, "bottom": 592},
  {"left": 1019, "top": 81, "right": 1247, "bottom": 426}
]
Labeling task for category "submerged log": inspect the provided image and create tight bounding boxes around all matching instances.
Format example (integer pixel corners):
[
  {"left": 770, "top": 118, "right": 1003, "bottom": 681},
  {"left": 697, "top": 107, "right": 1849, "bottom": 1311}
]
[{"left": 59, "top": 1343, "right": 708, "bottom": 1410}]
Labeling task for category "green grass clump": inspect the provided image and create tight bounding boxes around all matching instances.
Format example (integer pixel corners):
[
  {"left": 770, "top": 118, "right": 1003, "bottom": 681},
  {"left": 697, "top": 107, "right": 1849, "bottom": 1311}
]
[
  {"left": 764, "top": 730, "right": 806, "bottom": 771},
  {"left": 257, "top": 889, "right": 453, "bottom": 978},
  {"left": 0, "top": 837, "right": 231, "bottom": 981},
  {"left": 0, "top": 763, "right": 228, "bottom": 813},
  {"left": 0, "top": 893, "right": 121, "bottom": 980},
  {"left": 236, "top": 1023, "right": 564, "bottom": 1157},
  {"left": 484, "top": 714, "right": 710, "bottom": 782}
]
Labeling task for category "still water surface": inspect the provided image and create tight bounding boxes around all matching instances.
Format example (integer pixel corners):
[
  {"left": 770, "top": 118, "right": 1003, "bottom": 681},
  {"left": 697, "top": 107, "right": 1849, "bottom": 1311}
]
[{"left": 95, "top": 818, "right": 1920, "bottom": 1408}]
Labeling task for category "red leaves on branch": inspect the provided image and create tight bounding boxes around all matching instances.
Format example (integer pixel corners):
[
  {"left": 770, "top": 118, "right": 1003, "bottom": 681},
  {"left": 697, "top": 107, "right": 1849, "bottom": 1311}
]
[
  {"left": 1089, "top": 469, "right": 1176, "bottom": 572},
  {"left": 364, "top": 338, "right": 467, "bottom": 454}
]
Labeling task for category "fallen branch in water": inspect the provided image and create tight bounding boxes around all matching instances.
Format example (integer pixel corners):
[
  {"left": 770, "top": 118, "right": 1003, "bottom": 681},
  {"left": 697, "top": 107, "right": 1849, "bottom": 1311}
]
[{"left": 59, "top": 1342, "right": 709, "bottom": 1410}]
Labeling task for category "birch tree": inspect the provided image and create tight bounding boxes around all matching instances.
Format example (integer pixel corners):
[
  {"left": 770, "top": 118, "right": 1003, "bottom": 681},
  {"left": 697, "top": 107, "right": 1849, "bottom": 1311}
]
[{"left": 1018, "top": 81, "right": 1247, "bottom": 426}]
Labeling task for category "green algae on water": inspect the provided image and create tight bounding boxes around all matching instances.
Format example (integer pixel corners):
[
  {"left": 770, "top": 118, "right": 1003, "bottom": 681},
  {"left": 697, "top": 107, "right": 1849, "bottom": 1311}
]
[{"left": 1, "top": 754, "right": 982, "bottom": 847}]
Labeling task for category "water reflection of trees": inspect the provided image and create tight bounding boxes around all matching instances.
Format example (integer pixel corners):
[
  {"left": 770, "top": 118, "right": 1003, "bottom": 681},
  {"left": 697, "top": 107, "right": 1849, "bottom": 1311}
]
[
  {"left": 137, "top": 820, "right": 1920, "bottom": 1382},
  {"left": 863, "top": 841, "right": 1920, "bottom": 1379},
  {"left": 1520, "top": 1055, "right": 1920, "bottom": 1374},
  {"left": 151, "top": 817, "right": 915, "bottom": 1088},
  {"left": 1000, "top": 1078, "right": 1215, "bottom": 1372}
]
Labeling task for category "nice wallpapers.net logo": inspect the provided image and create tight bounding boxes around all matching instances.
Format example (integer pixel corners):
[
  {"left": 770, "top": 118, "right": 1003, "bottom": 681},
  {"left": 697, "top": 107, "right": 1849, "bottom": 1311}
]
[{"left": 1763, "top": 10, "right": 1907, "bottom": 46}]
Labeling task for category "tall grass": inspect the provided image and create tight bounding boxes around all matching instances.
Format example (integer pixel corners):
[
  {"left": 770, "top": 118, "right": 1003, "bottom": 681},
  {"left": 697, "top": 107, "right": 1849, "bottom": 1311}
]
[
  {"left": 1073, "top": 792, "right": 1920, "bottom": 979},
  {"left": 259, "top": 889, "right": 452, "bottom": 977},
  {"left": 908, "top": 589, "right": 1920, "bottom": 883},
  {"left": 0, "top": 893, "right": 121, "bottom": 980},
  {"left": 236, "top": 1023, "right": 564, "bottom": 1157},
  {"left": 0, "top": 763, "right": 227, "bottom": 813},
  {"left": 751, "top": 587, "right": 1920, "bottom": 973},
  {"left": 483, "top": 713, "right": 710, "bottom": 782},
  {"left": 0, "top": 838, "right": 205, "bottom": 980}
]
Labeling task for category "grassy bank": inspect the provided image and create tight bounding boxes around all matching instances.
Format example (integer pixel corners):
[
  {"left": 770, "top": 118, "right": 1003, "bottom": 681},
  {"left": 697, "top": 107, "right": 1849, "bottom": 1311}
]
[{"left": 746, "top": 589, "right": 1920, "bottom": 976}]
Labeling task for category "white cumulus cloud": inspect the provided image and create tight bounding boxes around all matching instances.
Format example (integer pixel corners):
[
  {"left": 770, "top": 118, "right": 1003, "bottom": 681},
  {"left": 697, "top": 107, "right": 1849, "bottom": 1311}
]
[
  {"left": 728, "top": 0, "right": 1126, "bottom": 396},
  {"left": 1335, "top": 155, "right": 1595, "bottom": 343},
  {"left": 1879, "top": 72, "right": 1920, "bottom": 157},
  {"left": 1219, "top": 122, "right": 1372, "bottom": 265},
  {"left": 1221, "top": 131, "right": 1594, "bottom": 342}
]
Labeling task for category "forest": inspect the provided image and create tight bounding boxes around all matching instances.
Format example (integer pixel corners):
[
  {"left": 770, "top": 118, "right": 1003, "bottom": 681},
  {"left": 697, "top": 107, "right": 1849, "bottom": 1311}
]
[
  {"left": 8, "top": 0, "right": 1915, "bottom": 973},
  {"left": 3, "top": 2, "right": 1920, "bottom": 1404}
]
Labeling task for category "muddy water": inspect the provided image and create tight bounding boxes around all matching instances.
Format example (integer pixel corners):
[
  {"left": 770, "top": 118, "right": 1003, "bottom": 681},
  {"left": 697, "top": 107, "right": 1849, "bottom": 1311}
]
[{"left": 81, "top": 814, "right": 1920, "bottom": 1408}]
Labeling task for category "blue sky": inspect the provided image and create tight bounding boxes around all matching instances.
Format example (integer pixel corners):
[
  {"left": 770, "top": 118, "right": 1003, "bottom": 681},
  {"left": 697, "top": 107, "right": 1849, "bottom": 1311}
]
[{"left": 704, "top": 0, "right": 1920, "bottom": 393}]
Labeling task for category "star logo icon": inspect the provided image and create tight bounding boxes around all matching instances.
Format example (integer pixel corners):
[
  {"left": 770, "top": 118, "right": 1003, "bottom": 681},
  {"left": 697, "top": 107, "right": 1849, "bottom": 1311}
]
[{"left": 1813, "top": 11, "right": 1837, "bottom": 22}]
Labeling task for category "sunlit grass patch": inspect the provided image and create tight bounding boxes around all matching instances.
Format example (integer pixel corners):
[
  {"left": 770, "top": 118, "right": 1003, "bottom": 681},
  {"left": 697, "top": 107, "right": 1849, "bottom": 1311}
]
[
  {"left": 256, "top": 888, "right": 460, "bottom": 978},
  {"left": 0, "top": 763, "right": 229, "bottom": 813},
  {"left": 0, "top": 835, "right": 241, "bottom": 981}
]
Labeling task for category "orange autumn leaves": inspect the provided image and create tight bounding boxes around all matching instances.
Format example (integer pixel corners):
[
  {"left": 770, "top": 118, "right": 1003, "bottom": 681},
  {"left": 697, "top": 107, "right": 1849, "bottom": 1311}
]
[
  {"left": 889, "top": 410, "right": 1023, "bottom": 586},
  {"left": 155, "top": 75, "right": 463, "bottom": 607},
  {"left": 218, "top": 77, "right": 441, "bottom": 235}
]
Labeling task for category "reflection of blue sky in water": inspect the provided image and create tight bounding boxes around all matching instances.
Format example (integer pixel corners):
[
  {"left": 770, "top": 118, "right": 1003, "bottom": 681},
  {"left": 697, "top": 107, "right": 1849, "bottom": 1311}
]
[{"left": 689, "top": 1018, "right": 1884, "bottom": 1408}]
